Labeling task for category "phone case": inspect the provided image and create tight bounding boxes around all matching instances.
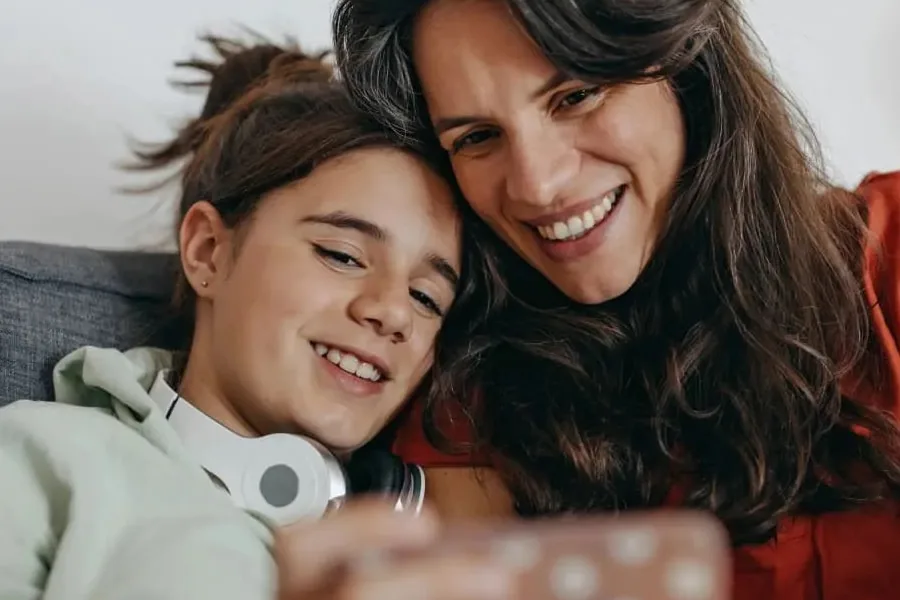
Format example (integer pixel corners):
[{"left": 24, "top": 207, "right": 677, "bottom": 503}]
[{"left": 361, "top": 510, "right": 731, "bottom": 600}]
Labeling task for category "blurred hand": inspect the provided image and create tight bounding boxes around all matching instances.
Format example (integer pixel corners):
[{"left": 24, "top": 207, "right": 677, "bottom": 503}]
[{"left": 275, "top": 499, "right": 516, "bottom": 600}]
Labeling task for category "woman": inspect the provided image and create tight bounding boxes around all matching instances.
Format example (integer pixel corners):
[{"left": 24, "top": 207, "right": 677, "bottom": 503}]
[
  {"left": 0, "top": 37, "right": 519, "bottom": 600},
  {"left": 333, "top": 0, "right": 900, "bottom": 597}
]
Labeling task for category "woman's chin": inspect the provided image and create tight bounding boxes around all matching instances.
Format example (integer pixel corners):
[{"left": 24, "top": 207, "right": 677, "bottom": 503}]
[{"left": 544, "top": 270, "right": 638, "bottom": 306}]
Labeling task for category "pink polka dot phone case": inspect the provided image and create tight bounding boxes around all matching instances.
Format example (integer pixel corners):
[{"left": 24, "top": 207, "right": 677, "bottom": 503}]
[{"left": 374, "top": 511, "right": 731, "bottom": 600}]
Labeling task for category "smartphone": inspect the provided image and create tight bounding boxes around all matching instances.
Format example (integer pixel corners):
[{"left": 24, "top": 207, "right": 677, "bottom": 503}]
[{"left": 362, "top": 510, "right": 731, "bottom": 600}]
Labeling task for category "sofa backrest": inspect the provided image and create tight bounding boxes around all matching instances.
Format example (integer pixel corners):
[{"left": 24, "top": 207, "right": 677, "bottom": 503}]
[{"left": 0, "top": 241, "right": 183, "bottom": 405}]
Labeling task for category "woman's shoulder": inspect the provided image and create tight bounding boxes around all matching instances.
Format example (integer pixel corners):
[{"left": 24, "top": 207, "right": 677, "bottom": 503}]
[
  {"left": 731, "top": 504, "right": 900, "bottom": 600},
  {"left": 847, "top": 170, "right": 900, "bottom": 415},
  {"left": 856, "top": 170, "right": 900, "bottom": 298},
  {"left": 852, "top": 170, "right": 900, "bottom": 321},
  {"left": 857, "top": 170, "right": 900, "bottom": 195},
  {"left": 390, "top": 398, "right": 490, "bottom": 468},
  {"left": 857, "top": 170, "right": 900, "bottom": 242}
]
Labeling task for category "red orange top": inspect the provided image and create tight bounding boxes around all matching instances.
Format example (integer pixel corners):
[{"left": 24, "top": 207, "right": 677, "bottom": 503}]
[{"left": 392, "top": 171, "right": 900, "bottom": 600}]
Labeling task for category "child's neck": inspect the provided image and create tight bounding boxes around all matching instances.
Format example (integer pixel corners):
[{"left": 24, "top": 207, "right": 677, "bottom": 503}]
[
  {"left": 174, "top": 355, "right": 354, "bottom": 460},
  {"left": 177, "top": 356, "right": 260, "bottom": 439}
]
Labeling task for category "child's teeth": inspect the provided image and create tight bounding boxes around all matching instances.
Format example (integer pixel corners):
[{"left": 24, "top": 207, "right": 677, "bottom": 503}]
[
  {"left": 316, "top": 343, "right": 384, "bottom": 382},
  {"left": 339, "top": 354, "right": 359, "bottom": 373},
  {"left": 356, "top": 362, "right": 375, "bottom": 379}
]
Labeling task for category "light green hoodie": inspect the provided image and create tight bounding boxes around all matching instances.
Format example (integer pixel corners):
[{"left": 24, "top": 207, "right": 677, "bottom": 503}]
[{"left": 0, "top": 346, "right": 277, "bottom": 599}]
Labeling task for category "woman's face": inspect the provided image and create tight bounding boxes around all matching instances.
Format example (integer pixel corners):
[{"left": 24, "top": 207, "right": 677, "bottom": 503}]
[
  {"left": 412, "top": 0, "right": 686, "bottom": 304},
  {"left": 182, "top": 148, "right": 461, "bottom": 454}
]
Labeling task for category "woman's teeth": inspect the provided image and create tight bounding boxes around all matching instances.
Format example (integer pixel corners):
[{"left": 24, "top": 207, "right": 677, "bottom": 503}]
[
  {"left": 313, "top": 343, "right": 383, "bottom": 382},
  {"left": 536, "top": 187, "right": 623, "bottom": 242}
]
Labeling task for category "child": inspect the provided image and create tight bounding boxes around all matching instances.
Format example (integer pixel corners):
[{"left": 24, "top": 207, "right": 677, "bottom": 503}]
[{"left": 0, "top": 35, "right": 503, "bottom": 600}]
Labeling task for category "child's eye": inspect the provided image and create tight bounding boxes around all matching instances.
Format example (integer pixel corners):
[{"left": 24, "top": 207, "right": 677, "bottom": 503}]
[
  {"left": 313, "top": 245, "right": 364, "bottom": 269},
  {"left": 410, "top": 288, "right": 444, "bottom": 317}
]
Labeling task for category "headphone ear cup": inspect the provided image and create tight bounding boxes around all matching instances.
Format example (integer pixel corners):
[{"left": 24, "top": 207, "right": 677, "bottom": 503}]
[{"left": 345, "top": 447, "right": 405, "bottom": 495}]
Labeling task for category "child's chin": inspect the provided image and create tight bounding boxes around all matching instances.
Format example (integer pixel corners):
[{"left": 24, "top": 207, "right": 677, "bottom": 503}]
[
  {"left": 292, "top": 408, "right": 377, "bottom": 454},
  {"left": 309, "top": 428, "right": 371, "bottom": 459}
]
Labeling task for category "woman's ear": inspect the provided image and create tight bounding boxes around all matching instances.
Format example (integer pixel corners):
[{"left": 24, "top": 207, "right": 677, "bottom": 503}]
[{"left": 179, "top": 201, "right": 233, "bottom": 298}]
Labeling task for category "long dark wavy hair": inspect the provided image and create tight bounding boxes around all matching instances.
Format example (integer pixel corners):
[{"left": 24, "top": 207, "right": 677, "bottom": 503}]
[{"left": 333, "top": 0, "right": 900, "bottom": 544}]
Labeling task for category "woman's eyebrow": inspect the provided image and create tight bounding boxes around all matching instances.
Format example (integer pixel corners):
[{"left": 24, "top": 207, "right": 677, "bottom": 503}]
[
  {"left": 434, "top": 115, "right": 484, "bottom": 135},
  {"left": 432, "top": 70, "right": 569, "bottom": 135}
]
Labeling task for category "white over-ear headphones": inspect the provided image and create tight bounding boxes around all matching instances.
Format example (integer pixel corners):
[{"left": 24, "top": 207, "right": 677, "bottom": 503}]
[{"left": 148, "top": 370, "right": 425, "bottom": 526}]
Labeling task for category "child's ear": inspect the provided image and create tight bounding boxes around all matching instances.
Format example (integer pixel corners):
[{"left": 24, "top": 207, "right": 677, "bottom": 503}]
[{"left": 178, "top": 201, "right": 234, "bottom": 297}]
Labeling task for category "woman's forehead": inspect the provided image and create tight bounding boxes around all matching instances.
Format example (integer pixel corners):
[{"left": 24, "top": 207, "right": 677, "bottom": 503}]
[{"left": 413, "top": 0, "right": 556, "bottom": 105}]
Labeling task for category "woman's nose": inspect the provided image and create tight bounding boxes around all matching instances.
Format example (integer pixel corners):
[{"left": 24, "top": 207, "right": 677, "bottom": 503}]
[{"left": 504, "top": 124, "right": 579, "bottom": 208}]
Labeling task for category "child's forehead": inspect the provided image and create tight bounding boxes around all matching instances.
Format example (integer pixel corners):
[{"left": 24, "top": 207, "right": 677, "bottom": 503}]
[{"left": 256, "top": 148, "right": 463, "bottom": 259}]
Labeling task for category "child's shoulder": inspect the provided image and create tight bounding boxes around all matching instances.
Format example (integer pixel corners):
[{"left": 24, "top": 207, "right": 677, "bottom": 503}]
[
  {"left": 0, "top": 399, "right": 121, "bottom": 442},
  {"left": 0, "top": 399, "right": 158, "bottom": 478},
  {"left": 0, "top": 400, "right": 275, "bottom": 600}
]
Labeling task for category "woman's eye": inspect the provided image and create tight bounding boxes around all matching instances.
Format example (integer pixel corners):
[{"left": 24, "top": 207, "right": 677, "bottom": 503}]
[
  {"left": 557, "top": 86, "right": 603, "bottom": 111},
  {"left": 313, "top": 245, "right": 363, "bottom": 269},
  {"left": 410, "top": 288, "right": 444, "bottom": 317},
  {"left": 450, "top": 129, "right": 498, "bottom": 154}
]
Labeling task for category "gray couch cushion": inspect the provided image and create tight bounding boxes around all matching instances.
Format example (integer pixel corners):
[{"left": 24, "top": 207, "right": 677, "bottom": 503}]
[{"left": 0, "top": 241, "right": 185, "bottom": 405}]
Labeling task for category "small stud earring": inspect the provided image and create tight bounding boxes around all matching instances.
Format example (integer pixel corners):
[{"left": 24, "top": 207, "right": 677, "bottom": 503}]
[{"left": 200, "top": 281, "right": 209, "bottom": 288}]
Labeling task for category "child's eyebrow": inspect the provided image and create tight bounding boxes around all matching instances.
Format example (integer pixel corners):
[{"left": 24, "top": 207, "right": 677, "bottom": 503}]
[
  {"left": 301, "top": 211, "right": 386, "bottom": 241},
  {"left": 427, "top": 253, "right": 459, "bottom": 289}
]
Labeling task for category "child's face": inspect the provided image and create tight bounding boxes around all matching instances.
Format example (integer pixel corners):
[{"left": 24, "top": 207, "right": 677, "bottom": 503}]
[{"left": 184, "top": 148, "right": 462, "bottom": 454}]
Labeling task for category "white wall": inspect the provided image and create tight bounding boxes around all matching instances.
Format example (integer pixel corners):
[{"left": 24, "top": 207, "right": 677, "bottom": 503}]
[
  {"left": 746, "top": 0, "right": 900, "bottom": 182},
  {"left": 1, "top": 0, "right": 898, "bottom": 250},
  {"left": 0, "top": 0, "right": 335, "bottom": 250}
]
